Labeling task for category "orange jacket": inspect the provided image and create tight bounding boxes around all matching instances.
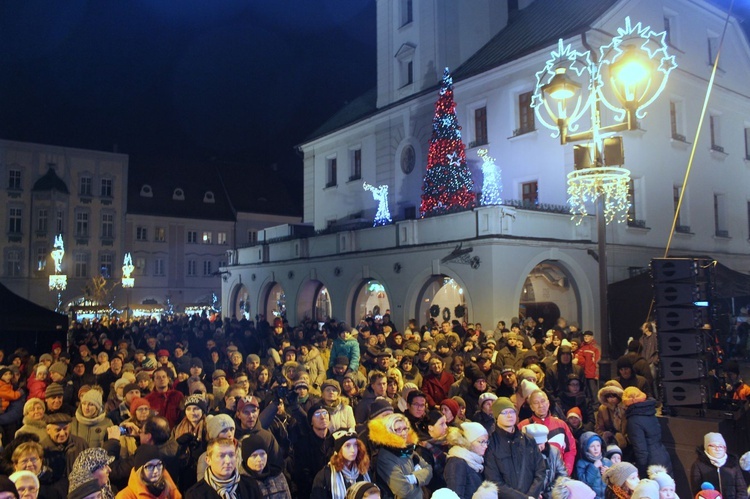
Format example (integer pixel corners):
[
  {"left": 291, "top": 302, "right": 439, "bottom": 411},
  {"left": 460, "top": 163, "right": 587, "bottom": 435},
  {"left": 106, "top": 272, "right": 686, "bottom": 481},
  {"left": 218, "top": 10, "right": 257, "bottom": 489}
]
[{"left": 0, "top": 380, "right": 22, "bottom": 412}]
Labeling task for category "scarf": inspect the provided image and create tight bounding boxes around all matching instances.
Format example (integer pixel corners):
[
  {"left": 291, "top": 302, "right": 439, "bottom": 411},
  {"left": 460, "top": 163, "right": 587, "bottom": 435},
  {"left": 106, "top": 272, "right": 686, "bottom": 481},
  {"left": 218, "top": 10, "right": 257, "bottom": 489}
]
[
  {"left": 447, "top": 446, "right": 484, "bottom": 473},
  {"left": 75, "top": 408, "right": 106, "bottom": 427},
  {"left": 705, "top": 450, "right": 727, "bottom": 468},
  {"left": 141, "top": 468, "right": 166, "bottom": 497},
  {"left": 331, "top": 464, "right": 369, "bottom": 499},
  {"left": 204, "top": 466, "right": 240, "bottom": 499}
]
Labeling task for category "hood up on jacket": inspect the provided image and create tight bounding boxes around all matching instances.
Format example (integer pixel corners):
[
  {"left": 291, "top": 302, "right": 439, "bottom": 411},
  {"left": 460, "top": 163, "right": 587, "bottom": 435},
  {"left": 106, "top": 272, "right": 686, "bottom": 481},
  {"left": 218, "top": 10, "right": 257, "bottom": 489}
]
[{"left": 368, "top": 417, "right": 419, "bottom": 452}]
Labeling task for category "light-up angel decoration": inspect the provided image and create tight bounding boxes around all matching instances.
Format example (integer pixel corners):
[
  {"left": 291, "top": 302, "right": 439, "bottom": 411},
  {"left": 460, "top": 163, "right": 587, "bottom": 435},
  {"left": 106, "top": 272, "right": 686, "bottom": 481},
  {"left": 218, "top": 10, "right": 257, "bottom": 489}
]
[
  {"left": 122, "top": 252, "right": 134, "bottom": 288},
  {"left": 48, "top": 234, "right": 67, "bottom": 292},
  {"left": 363, "top": 181, "right": 392, "bottom": 226},
  {"left": 477, "top": 149, "right": 502, "bottom": 206}
]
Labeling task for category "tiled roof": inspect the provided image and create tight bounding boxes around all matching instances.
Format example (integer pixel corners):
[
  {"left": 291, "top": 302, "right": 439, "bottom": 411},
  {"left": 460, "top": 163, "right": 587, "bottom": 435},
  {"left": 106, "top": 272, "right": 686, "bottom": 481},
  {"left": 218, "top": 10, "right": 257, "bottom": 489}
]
[
  {"left": 31, "top": 167, "right": 70, "bottom": 194},
  {"left": 304, "top": 0, "right": 619, "bottom": 142},
  {"left": 453, "top": 0, "right": 618, "bottom": 79}
]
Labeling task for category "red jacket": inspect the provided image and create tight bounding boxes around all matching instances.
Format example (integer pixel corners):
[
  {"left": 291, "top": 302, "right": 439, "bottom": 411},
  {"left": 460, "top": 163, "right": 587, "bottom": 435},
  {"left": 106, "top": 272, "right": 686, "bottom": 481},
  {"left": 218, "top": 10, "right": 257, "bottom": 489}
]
[
  {"left": 421, "top": 370, "right": 455, "bottom": 408},
  {"left": 27, "top": 373, "right": 49, "bottom": 400},
  {"left": 518, "top": 413, "right": 578, "bottom": 475},
  {"left": 575, "top": 342, "right": 601, "bottom": 379},
  {"left": 145, "top": 389, "right": 184, "bottom": 428}
]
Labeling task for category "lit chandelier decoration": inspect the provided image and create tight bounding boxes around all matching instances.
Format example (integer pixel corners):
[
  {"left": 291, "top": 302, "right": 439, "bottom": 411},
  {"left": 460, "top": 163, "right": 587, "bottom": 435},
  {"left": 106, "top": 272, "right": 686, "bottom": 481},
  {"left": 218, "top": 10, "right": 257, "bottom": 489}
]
[
  {"left": 532, "top": 17, "right": 677, "bottom": 223},
  {"left": 48, "top": 234, "right": 67, "bottom": 291},
  {"left": 122, "top": 252, "right": 135, "bottom": 288}
]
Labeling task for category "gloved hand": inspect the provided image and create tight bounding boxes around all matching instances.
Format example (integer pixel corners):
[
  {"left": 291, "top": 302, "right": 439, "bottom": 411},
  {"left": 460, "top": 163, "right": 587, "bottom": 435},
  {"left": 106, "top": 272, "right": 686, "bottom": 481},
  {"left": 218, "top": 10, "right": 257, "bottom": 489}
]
[
  {"left": 176, "top": 433, "right": 197, "bottom": 446},
  {"left": 405, "top": 474, "right": 417, "bottom": 485}
]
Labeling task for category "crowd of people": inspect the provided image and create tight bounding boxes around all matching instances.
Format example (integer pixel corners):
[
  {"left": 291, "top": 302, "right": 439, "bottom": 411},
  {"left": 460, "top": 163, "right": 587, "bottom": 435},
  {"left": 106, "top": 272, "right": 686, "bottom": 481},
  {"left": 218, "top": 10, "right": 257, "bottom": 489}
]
[{"left": 0, "top": 313, "right": 748, "bottom": 499}]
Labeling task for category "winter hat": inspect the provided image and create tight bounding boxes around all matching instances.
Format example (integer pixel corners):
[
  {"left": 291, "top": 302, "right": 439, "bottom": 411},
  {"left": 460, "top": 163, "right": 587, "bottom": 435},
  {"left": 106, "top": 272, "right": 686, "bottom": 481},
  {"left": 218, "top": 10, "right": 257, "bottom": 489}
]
[
  {"left": 184, "top": 394, "right": 208, "bottom": 414},
  {"left": 23, "top": 398, "right": 45, "bottom": 416},
  {"left": 426, "top": 409, "right": 445, "bottom": 426},
  {"left": 598, "top": 380, "right": 624, "bottom": 404},
  {"left": 472, "top": 481, "right": 499, "bottom": 499},
  {"left": 333, "top": 429, "right": 358, "bottom": 453},
  {"left": 515, "top": 368, "right": 536, "bottom": 381},
  {"left": 334, "top": 356, "right": 350, "bottom": 368},
  {"left": 136, "top": 371, "right": 151, "bottom": 382},
  {"left": 461, "top": 422, "right": 488, "bottom": 444},
  {"left": 246, "top": 354, "right": 261, "bottom": 364},
  {"left": 695, "top": 483, "right": 722, "bottom": 499},
  {"left": 307, "top": 401, "right": 330, "bottom": 426},
  {"left": 141, "top": 357, "right": 157, "bottom": 370},
  {"left": 0, "top": 476, "right": 18, "bottom": 497},
  {"left": 740, "top": 450, "right": 750, "bottom": 471},
  {"left": 631, "top": 479, "right": 660, "bottom": 499},
  {"left": 604, "top": 461, "right": 638, "bottom": 487},
  {"left": 71, "top": 447, "right": 115, "bottom": 475},
  {"left": 441, "top": 398, "right": 461, "bottom": 418},
  {"left": 130, "top": 397, "right": 151, "bottom": 415},
  {"left": 566, "top": 407, "right": 582, "bottom": 421},
  {"left": 648, "top": 465, "right": 675, "bottom": 491},
  {"left": 368, "top": 398, "right": 393, "bottom": 419},
  {"left": 81, "top": 390, "right": 103, "bottom": 412},
  {"left": 704, "top": 432, "right": 726, "bottom": 449},
  {"left": 212, "top": 369, "right": 227, "bottom": 380},
  {"left": 347, "top": 482, "right": 380, "bottom": 499},
  {"left": 114, "top": 377, "right": 130, "bottom": 393},
  {"left": 190, "top": 381, "right": 207, "bottom": 395},
  {"left": 551, "top": 477, "right": 596, "bottom": 499},
  {"left": 236, "top": 396, "right": 260, "bottom": 413},
  {"left": 431, "top": 489, "right": 460, "bottom": 499},
  {"left": 616, "top": 356, "right": 634, "bottom": 370},
  {"left": 206, "top": 414, "right": 235, "bottom": 439},
  {"left": 464, "top": 363, "right": 486, "bottom": 383},
  {"left": 9, "top": 470, "right": 39, "bottom": 490},
  {"left": 121, "top": 371, "right": 136, "bottom": 384},
  {"left": 190, "top": 357, "right": 203, "bottom": 369},
  {"left": 520, "top": 378, "right": 537, "bottom": 399},
  {"left": 452, "top": 396, "right": 466, "bottom": 409},
  {"left": 134, "top": 444, "right": 162, "bottom": 470},
  {"left": 491, "top": 397, "right": 515, "bottom": 419},
  {"left": 294, "top": 379, "right": 309, "bottom": 391},
  {"left": 400, "top": 382, "right": 418, "bottom": 398},
  {"left": 478, "top": 392, "right": 498, "bottom": 408},
  {"left": 321, "top": 379, "right": 341, "bottom": 393},
  {"left": 622, "top": 386, "right": 647, "bottom": 406},
  {"left": 49, "top": 361, "right": 67, "bottom": 377},
  {"left": 68, "top": 478, "right": 100, "bottom": 499},
  {"left": 123, "top": 363, "right": 135, "bottom": 373},
  {"left": 523, "top": 423, "right": 549, "bottom": 444},
  {"left": 123, "top": 383, "right": 141, "bottom": 397},
  {"left": 45, "top": 383, "right": 64, "bottom": 398},
  {"left": 606, "top": 444, "right": 623, "bottom": 460},
  {"left": 157, "top": 349, "right": 170, "bottom": 358}
]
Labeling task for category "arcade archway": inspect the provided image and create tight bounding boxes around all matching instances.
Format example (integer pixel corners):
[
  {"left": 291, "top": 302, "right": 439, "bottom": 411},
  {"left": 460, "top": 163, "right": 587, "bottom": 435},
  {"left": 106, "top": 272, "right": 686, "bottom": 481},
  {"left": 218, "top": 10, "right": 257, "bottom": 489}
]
[
  {"left": 263, "top": 282, "right": 286, "bottom": 321},
  {"left": 351, "top": 279, "right": 392, "bottom": 323},
  {"left": 296, "top": 279, "right": 332, "bottom": 322},
  {"left": 416, "top": 275, "right": 468, "bottom": 327},
  {"left": 519, "top": 261, "right": 580, "bottom": 327}
]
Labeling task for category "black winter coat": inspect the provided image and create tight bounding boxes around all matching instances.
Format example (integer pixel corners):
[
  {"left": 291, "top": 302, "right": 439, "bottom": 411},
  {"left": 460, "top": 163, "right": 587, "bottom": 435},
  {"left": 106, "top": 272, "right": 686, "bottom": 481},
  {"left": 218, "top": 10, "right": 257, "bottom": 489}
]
[
  {"left": 690, "top": 448, "right": 748, "bottom": 499},
  {"left": 184, "top": 474, "right": 263, "bottom": 499},
  {"left": 443, "top": 454, "right": 484, "bottom": 499},
  {"left": 624, "top": 399, "right": 672, "bottom": 476},
  {"left": 484, "top": 427, "right": 546, "bottom": 499}
]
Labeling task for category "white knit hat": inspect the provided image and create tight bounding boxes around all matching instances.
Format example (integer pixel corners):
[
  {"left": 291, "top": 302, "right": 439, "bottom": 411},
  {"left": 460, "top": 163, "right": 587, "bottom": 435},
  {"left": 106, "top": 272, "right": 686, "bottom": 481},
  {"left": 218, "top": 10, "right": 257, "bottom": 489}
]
[
  {"left": 520, "top": 378, "right": 537, "bottom": 398},
  {"left": 704, "top": 432, "right": 726, "bottom": 449},
  {"left": 522, "top": 423, "right": 549, "bottom": 444},
  {"left": 647, "top": 465, "right": 675, "bottom": 490},
  {"left": 478, "top": 392, "right": 498, "bottom": 406},
  {"left": 460, "top": 421, "right": 488, "bottom": 444},
  {"left": 631, "top": 479, "right": 659, "bottom": 499}
]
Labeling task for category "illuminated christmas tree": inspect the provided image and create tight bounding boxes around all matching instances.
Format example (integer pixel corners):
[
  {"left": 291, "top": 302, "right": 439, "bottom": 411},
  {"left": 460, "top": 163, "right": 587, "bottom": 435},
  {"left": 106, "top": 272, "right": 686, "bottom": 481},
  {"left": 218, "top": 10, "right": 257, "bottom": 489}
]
[
  {"left": 478, "top": 148, "right": 502, "bottom": 206},
  {"left": 420, "top": 68, "right": 475, "bottom": 216}
]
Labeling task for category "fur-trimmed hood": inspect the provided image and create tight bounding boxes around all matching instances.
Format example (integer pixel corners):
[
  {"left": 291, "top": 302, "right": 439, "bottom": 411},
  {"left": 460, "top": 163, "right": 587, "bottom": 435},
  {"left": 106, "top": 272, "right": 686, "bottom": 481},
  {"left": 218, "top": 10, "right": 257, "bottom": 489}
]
[
  {"left": 472, "top": 481, "right": 499, "bottom": 499},
  {"left": 598, "top": 382, "right": 624, "bottom": 405},
  {"left": 368, "top": 417, "right": 418, "bottom": 451},
  {"left": 299, "top": 346, "right": 321, "bottom": 363}
]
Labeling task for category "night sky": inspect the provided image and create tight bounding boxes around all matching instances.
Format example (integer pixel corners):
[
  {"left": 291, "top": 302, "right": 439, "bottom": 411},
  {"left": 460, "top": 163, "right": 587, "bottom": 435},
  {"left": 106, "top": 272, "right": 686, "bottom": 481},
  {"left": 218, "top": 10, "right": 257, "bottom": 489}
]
[{"left": 0, "top": 1, "right": 377, "bottom": 203}]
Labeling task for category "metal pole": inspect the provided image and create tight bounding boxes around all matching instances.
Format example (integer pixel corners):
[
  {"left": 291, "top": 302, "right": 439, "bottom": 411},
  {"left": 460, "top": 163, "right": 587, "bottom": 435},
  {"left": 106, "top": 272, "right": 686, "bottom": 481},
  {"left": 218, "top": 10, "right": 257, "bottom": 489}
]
[{"left": 597, "top": 197, "right": 609, "bottom": 360}]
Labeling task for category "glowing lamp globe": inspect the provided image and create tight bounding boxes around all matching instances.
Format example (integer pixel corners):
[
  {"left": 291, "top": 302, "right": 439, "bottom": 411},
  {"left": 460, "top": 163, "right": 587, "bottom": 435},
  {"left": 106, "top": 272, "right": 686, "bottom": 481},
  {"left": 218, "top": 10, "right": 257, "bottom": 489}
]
[{"left": 542, "top": 68, "right": 581, "bottom": 101}]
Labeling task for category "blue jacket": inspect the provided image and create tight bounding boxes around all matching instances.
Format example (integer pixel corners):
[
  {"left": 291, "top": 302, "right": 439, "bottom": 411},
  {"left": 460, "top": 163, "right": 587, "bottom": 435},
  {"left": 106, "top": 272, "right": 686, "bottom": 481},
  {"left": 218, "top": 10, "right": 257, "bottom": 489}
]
[{"left": 328, "top": 336, "right": 360, "bottom": 374}]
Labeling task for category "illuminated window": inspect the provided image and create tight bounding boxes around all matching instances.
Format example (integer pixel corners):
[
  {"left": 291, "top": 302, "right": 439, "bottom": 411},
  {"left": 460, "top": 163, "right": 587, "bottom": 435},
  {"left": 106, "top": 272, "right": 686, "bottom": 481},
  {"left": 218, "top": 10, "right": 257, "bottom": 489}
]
[
  {"left": 37, "top": 247, "right": 47, "bottom": 271},
  {"left": 217, "top": 232, "right": 227, "bottom": 245},
  {"left": 155, "top": 227, "right": 166, "bottom": 242},
  {"left": 202, "top": 231, "right": 212, "bottom": 244},
  {"left": 100, "top": 253, "right": 113, "bottom": 278}
]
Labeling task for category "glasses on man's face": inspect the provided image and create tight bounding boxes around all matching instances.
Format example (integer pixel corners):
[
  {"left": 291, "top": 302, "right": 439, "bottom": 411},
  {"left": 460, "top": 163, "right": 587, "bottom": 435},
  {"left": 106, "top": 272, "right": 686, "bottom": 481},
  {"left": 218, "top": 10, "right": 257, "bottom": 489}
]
[
  {"left": 498, "top": 409, "right": 516, "bottom": 416},
  {"left": 411, "top": 402, "right": 426, "bottom": 408},
  {"left": 313, "top": 410, "right": 329, "bottom": 418},
  {"left": 17, "top": 456, "right": 40, "bottom": 466}
]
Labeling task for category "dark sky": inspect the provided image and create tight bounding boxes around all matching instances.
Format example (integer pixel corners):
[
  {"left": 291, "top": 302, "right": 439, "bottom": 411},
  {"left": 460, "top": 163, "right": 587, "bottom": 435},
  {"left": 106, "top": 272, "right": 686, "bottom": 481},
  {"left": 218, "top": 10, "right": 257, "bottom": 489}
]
[{"left": 0, "top": 0, "right": 376, "bottom": 197}]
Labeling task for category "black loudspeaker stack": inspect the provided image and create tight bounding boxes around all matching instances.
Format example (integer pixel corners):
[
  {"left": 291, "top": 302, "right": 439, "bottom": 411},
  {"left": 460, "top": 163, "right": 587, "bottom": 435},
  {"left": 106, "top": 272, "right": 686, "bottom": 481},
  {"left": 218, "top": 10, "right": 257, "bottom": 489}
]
[{"left": 651, "top": 258, "right": 721, "bottom": 415}]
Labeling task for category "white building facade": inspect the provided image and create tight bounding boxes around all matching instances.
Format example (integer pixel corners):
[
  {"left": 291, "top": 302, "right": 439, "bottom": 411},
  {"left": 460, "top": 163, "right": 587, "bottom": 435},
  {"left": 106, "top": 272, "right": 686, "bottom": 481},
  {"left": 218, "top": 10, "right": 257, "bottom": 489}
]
[{"left": 222, "top": 0, "right": 750, "bottom": 343}]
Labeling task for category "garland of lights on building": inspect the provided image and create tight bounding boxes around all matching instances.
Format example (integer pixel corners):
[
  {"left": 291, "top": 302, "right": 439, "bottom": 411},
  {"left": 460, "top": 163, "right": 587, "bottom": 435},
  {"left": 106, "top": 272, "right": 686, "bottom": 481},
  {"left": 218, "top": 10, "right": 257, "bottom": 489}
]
[{"left": 420, "top": 68, "right": 475, "bottom": 216}]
